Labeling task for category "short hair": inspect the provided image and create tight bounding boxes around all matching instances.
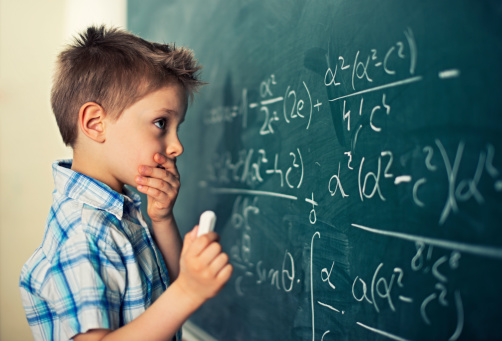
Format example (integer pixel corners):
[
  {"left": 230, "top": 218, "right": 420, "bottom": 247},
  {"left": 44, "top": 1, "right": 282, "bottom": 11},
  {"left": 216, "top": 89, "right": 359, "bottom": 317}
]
[{"left": 51, "top": 25, "right": 204, "bottom": 147}]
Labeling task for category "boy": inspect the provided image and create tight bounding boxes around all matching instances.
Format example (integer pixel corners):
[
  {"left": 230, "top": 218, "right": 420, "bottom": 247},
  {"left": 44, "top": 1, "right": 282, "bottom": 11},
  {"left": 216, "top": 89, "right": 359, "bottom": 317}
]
[{"left": 19, "top": 25, "right": 232, "bottom": 341}]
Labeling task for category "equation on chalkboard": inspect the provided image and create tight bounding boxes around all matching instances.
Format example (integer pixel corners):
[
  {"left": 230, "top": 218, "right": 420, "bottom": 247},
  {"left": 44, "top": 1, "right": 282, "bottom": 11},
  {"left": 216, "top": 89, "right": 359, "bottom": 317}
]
[{"left": 129, "top": 0, "right": 502, "bottom": 339}]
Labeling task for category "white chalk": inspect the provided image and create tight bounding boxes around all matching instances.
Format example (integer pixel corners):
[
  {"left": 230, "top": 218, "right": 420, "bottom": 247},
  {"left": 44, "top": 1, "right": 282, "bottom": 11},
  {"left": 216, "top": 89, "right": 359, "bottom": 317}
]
[{"left": 197, "top": 210, "right": 216, "bottom": 236}]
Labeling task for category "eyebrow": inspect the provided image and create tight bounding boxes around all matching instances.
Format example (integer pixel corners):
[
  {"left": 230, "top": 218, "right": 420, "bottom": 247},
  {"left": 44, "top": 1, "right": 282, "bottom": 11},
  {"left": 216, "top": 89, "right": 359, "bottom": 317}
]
[
  {"left": 156, "top": 108, "right": 177, "bottom": 115},
  {"left": 156, "top": 108, "right": 185, "bottom": 124}
]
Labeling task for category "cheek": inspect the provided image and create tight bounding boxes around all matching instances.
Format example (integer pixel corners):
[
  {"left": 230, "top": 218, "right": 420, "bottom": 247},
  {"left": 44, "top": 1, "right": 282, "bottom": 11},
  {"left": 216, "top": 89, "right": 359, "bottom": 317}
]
[
  {"left": 110, "top": 134, "right": 146, "bottom": 172},
  {"left": 134, "top": 137, "right": 164, "bottom": 167},
  {"left": 108, "top": 125, "right": 163, "bottom": 173}
]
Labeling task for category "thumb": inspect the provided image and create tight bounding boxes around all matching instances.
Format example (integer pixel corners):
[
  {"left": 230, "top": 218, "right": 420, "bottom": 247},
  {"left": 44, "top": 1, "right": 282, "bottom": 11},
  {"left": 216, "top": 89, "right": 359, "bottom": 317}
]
[{"left": 182, "top": 225, "right": 198, "bottom": 250}]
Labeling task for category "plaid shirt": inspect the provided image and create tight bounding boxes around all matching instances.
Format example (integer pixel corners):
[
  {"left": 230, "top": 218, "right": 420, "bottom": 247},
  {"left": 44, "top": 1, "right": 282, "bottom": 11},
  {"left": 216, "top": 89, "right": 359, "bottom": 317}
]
[{"left": 19, "top": 160, "right": 179, "bottom": 340}]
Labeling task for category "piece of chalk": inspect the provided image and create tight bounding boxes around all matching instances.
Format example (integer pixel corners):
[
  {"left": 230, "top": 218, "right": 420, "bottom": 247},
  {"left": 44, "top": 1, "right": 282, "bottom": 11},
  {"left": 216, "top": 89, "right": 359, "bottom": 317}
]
[{"left": 197, "top": 210, "right": 217, "bottom": 236}]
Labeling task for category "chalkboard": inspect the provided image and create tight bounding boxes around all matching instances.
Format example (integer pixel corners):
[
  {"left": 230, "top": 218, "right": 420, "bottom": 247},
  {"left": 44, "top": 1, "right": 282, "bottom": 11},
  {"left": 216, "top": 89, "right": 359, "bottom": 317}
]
[{"left": 128, "top": 1, "right": 502, "bottom": 340}]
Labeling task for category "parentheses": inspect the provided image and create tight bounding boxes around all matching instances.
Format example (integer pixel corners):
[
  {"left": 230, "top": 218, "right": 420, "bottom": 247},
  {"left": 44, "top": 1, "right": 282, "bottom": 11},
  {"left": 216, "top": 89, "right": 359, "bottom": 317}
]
[
  {"left": 413, "top": 178, "right": 427, "bottom": 208},
  {"left": 352, "top": 50, "right": 359, "bottom": 91},
  {"left": 358, "top": 157, "right": 365, "bottom": 201},
  {"left": 283, "top": 85, "right": 291, "bottom": 124},
  {"left": 449, "top": 291, "right": 464, "bottom": 341},
  {"left": 371, "top": 263, "right": 383, "bottom": 313},
  {"left": 303, "top": 81, "right": 313, "bottom": 130},
  {"left": 404, "top": 27, "right": 417, "bottom": 76},
  {"left": 297, "top": 148, "right": 304, "bottom": 189}
]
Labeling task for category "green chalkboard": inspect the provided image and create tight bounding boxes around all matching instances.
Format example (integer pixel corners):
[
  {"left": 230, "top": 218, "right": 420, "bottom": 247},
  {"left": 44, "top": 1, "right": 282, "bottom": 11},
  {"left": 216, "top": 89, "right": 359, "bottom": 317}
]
[{"left": 128, "top": 1, "right": 502, "bottom": 340}]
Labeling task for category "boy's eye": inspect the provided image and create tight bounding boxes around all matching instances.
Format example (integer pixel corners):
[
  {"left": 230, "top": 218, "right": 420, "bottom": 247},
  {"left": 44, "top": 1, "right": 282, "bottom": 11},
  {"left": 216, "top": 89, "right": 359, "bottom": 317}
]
[{"left": 154, "top": 119, "right": 166, "bottom": 129}]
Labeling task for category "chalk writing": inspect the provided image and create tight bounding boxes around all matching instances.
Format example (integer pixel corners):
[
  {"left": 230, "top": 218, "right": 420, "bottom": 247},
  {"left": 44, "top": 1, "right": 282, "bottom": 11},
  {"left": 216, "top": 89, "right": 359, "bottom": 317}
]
[
  {"left": 197, "top": 24, "right": 502, "bottom": 340},
  {"left": 326, "top": 28, "right": 418, "bottom": 97},
  {"left": 311, "top": 227, "right": 467, "bottom": 341},
  {"left": 207, "top": 147, "right": 304, "bottom": 190}
]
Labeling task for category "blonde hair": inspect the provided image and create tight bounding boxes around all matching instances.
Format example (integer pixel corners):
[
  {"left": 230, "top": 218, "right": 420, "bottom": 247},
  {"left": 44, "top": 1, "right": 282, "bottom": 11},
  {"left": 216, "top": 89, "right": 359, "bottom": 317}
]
[{"left": 51, "top": 25, "right": 204, "bottom": 146}]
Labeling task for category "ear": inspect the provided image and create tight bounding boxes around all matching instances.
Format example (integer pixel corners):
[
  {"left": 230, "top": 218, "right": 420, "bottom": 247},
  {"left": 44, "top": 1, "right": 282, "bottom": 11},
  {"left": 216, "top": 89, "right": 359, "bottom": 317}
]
[{"left": 78, "top": 102, "right": 106, "bottom": 143}]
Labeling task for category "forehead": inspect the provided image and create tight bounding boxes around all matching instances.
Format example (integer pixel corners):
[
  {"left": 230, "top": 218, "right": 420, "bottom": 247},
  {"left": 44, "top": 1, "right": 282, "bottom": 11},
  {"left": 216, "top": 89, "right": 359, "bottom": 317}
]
[{"left": 138, "top": 83, "right": 188, "bottom": 114}]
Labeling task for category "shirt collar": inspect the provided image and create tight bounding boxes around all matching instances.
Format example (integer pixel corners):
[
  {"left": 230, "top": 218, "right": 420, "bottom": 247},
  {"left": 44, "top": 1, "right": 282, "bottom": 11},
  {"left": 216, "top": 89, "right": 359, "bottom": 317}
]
[{"left": 53, "top": 160, "right": 142, "bottom": 220}]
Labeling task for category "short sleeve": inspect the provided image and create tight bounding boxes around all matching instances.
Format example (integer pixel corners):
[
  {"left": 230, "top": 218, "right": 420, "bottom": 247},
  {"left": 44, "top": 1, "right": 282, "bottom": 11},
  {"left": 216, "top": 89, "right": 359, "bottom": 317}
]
[{"left": 40, "top": 231, "right": 126, "bottom": 340}]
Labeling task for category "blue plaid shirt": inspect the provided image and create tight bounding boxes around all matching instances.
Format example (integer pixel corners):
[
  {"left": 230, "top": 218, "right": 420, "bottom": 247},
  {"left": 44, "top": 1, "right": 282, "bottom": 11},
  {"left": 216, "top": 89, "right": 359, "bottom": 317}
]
[{"left": 19, "top": 160, "right": 179, "bottom": 340}]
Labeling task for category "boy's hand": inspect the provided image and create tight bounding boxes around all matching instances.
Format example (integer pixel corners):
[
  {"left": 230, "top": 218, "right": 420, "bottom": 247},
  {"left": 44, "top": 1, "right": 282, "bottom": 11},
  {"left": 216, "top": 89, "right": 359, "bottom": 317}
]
[
  {"left": 176, "top": 226, "right": 233, "bottom": 305},
  {"left": 135, "top": 153, "right": 180, "bottom": 223}
]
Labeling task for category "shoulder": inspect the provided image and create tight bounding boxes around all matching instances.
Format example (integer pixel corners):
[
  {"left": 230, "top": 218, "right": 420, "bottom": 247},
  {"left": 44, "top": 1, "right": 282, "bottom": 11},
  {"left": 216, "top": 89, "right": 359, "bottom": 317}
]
[
  {"left": 21, "top": 192, "right": 131, "bottom": 288},
  {"left": 41, "top": 194, "right": 129, "bottom": 264},
  {"left": 20, "top": 209, "right": 128, "bottom": 290},
  {"left": 47, "top": 160, "right": 134, "bottom": 256},
  {"left": 20, "top": 210, "right": 129, "bottom": 312}
]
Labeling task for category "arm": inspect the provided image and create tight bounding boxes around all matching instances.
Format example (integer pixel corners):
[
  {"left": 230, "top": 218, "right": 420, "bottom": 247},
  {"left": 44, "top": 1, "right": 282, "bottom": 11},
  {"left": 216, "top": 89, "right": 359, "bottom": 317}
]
[
  {"left": 74, "top": 228, "right": 233, "bottom": 341},
  {"left": 76, "top": 154, "right": 233, "bottom": 341},
  {"left": 150, "top": 216, "right": 182, "bottom": 280},
  {"left": 73, "top": 281, "right": 196, "bottom": 341}
]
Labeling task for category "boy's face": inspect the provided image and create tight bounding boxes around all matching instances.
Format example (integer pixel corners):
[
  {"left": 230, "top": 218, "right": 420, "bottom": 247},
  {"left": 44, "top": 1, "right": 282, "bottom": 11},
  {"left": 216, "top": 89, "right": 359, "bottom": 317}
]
[{"left": 103, "top": 83, "right": 187, "bottom": 192}]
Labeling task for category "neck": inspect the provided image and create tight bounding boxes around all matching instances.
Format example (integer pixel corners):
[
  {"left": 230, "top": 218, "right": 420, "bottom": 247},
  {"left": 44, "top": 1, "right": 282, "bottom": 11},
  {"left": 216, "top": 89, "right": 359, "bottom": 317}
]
[{"left": 71, "top": 146, "right": 124, "bottom": 194}]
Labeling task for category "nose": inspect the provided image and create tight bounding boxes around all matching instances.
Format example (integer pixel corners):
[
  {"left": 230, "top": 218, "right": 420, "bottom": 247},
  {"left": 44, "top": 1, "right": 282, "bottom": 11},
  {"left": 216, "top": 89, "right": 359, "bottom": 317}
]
[{"left": 165, "top": 133, "right": 184, "bottom": 158}]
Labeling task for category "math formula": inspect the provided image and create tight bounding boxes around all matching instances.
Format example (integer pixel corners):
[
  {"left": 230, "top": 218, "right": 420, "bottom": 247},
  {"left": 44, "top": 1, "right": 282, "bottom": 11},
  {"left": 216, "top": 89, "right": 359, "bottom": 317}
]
[{"left": 199, "top": 27, "right": 502, "bottom": 340}]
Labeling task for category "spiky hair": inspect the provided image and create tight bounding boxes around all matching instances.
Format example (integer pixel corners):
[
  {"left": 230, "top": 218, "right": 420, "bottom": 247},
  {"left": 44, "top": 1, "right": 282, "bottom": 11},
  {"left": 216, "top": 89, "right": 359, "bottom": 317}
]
[{"left": 51, "top": 25, "right": 204, "bottom": 146}]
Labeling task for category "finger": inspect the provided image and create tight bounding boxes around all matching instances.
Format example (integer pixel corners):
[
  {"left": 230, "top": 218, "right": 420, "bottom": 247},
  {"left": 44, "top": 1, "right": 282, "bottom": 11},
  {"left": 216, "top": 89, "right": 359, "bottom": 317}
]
[
  {"left": 138, "top": 165, "right": 180, "bottom": 183},
  {"left": 192, "top": 225, "right": 199, "bottom": 237},
  {"left": 199, "top": 242, "right": 223, "bottom": 266},
  {"left": 136, "top": 183, "right": 170, "bottom": 203},
  {"left": 181, "top": 226, "right": 199, "bottom": 256},
  {"left": 208, "top": 252, "right": 230, "bottom": 274},
  {"left": 216, "top": 264, "right": 233, "bottom": 283},
  {"left": 187, "top": 232, "right": 220, "bottom": 257},
  {"left": 135, "top": 175, "right": 179, "bottom": 194},
  {"left": 154, "top": 153, "right": 180, "bottom": 179}
]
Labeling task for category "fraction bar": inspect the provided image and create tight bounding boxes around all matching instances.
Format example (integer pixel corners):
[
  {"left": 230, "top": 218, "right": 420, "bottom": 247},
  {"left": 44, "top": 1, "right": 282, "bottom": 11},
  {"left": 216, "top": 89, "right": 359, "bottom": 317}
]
[
  {"left": 211, "top": 187, "right": 298, "bottom": 200},
  {"left": 249, "top": 96, "right": 284, "bottom": 109},
  {"left": 352, "top": 223, "right": 502, "bottom": 259},
  {"left": 261, "top": 97, "right": 284, "bottom": 105},
  {"left": 329, "top": 76, "right": 423, "bottom": 102}
]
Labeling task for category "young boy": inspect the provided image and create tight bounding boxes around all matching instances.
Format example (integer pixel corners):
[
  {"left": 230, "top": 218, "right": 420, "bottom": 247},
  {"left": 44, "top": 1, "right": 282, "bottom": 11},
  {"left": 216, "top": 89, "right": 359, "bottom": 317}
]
[{"left": 19, "top": 25, "right": 232, "bottom": 341}]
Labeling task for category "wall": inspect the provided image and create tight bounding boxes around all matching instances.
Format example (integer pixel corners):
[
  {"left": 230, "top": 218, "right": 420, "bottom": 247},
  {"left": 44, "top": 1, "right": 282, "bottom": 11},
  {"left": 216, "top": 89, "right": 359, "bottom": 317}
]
[{"left": 0, "top": 1, "right": 125, "bottom": 339}]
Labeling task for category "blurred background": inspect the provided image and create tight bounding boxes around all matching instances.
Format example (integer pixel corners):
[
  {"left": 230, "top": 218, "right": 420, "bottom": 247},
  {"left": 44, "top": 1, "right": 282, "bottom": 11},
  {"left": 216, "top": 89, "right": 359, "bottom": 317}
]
[{"left": 0, "top": 1, "right": 126, "bottom": 339}]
